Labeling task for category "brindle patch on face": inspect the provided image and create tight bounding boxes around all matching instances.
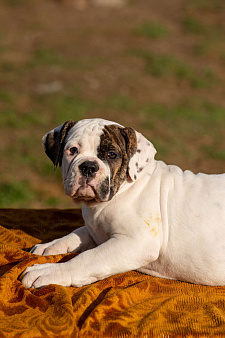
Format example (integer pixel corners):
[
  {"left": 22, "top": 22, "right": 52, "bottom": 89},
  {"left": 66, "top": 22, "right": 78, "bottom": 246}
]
[
  {"left": 99, "top": 176, "right": 110, "bottom": 201},
  {"left": 97, "top": 125, "right": 137, "bottom": 200}
]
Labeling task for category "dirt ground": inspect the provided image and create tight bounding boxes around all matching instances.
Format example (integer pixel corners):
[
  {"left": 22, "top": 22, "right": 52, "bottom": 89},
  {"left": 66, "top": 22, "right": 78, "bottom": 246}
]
[{"left": 0, "top": 0, "right": 225, "bottom": 208}]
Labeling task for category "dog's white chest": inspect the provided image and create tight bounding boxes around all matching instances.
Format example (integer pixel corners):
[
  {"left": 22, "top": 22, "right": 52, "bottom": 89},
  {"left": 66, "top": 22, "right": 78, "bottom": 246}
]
[{"left": 82, "top": 205, "right": 113, "bottom": 245}]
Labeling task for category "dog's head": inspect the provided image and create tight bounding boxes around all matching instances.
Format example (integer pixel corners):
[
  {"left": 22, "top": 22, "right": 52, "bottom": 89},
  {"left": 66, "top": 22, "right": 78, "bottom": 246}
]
[{"left": 42, "top": 118, "right": 156, "bottom": 205}]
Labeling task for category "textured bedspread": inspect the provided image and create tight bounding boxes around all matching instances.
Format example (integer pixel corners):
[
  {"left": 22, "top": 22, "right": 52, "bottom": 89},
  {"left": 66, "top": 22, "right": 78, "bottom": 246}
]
[{"left": 0, "top": 209, "right": 225, "bottom": 337}]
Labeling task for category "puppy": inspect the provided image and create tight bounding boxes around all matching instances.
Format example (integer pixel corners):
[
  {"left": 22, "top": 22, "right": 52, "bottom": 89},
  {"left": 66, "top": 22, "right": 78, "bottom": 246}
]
[{"left": 21, "top": 118, "right": 225, "bottom": 288}]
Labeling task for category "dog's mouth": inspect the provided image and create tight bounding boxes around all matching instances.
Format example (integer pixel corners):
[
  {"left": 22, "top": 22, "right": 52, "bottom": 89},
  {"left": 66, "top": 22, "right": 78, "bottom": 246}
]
[
  {"left": 71, "top": 180, "right": 103, "bottom": 204},
  {"left": 65, "top": 167, "right": 111, "bottom": 204},
  {"left": 73, "top": 184, "right": 95, "bottom": 200}
]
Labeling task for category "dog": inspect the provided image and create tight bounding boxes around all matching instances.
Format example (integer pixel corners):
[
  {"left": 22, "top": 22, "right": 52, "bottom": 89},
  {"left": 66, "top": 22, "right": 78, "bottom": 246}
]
[{"left": 21, "top": 118, "right": 225, "bottom": 288}]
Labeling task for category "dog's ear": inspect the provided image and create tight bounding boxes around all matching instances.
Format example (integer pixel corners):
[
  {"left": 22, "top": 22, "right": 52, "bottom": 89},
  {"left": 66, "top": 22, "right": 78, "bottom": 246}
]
[
  {"left": 42, "top": 120, "right": 76, "bottom": 170},
  {"left": 121, "top": 127, "right": 156, "bottom": 181}
]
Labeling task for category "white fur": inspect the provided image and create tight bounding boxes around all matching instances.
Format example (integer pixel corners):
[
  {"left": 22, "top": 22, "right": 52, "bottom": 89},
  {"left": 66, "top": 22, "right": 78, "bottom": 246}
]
[
  {"left": 21, "top": 119, "right": 225, "bottom": 288},
  {"left": 61, "top": 118, "right": 120, "bottom": 202}
]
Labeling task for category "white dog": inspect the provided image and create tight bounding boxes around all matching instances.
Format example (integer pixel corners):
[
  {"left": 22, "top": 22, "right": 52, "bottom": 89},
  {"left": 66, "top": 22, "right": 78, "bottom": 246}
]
[{"left": 21, "top": 118, "right": 225, "bottom": 288}]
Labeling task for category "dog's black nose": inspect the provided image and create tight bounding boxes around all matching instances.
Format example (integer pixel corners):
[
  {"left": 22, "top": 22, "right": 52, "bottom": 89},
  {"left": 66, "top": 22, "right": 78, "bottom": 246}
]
[{"left": 79, "top": 161, "right": 99, "bottom": 178}]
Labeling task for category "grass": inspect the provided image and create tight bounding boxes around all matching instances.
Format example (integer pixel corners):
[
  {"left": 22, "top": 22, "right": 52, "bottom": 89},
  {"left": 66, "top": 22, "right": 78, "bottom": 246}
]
[
  {"left": 0, "top": 109, "right": 19, "bottom": 128},
  {"left": 131, "top": 50, "right": 218, "bottom": 88},
  {"left": 139, "top": 99, "right": 225, "bottom": 166},
  {"left": 141, "top": 99, "right": 225, "bottom": 140},
  {"left": 0, "top": 108, "right": 50, "bottom": 129},
  {"left": 1, "top": 96, "right": 224, "bottom": 207},
  {"left": 133, "top": 22, "right": 169, "bottom": 39},
  {"left": 183, "top": 3, "right": 225, "bottom": 59},
  {"left": 142, "top": 100, "right": 225, "bottom": 127},
  {"left": 0, "top": 181, "right": 35, "bottom": 208},
  {"left": 29, "top": 46, "right": 104, "bottom": 72},
  {"left": 186, "top": 0, "right": 224, "bottom": 10},
  {"left": 192, "top": 42, "right": 211, "bottom": 56},
  {"left": 145, "top": 54, "right": 191, "bottom": 79},
  {"left": 32, "top": 48, "right": 61, "bottom": 65},
  {"left": 49, "top": 95, "right": 92, "bottom": 124},
  {"left": 103, "top": 94, "right": 135, "bottom": 111},
  {"left": 0, "top": 90, "right": 13, "bottom": 102},
  {"left": 46, "top": 197, "right": 63, "bottom": 207},
  {"left": 183, "top": 17, "right": 206, "bottom": 35},
  {"left": 202, "top": 146, "right": 225, "bottom": 161},
  {"left": 183, "top": 16, "right": 224, "bottom": 37},
  {"left": 0, "top": 0, "right": 224, "bottom": 208},
  {"left": 30, "top": 47, "right": 69, "bottom": 69}
]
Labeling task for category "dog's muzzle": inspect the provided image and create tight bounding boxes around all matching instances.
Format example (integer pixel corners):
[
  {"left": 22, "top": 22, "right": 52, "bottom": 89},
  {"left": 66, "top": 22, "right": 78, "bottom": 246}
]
[
  {"left": 64, "top": 158, "right": 110, "bottom": 204},
  {"left": 79, "top": 161, "right": 100, "bottom": 178}
]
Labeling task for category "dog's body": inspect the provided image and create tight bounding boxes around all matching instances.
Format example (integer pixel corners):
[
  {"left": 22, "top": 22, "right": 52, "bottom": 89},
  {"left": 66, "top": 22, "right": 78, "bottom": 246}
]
[{"left": 21, "top": 118, "right": 225, "bottom": 288}]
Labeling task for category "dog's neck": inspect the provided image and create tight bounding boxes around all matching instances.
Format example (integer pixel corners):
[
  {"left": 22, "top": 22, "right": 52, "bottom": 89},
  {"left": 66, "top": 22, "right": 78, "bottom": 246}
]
[{"left": 81, "top": 159, "right": 158, "bottom": 222}]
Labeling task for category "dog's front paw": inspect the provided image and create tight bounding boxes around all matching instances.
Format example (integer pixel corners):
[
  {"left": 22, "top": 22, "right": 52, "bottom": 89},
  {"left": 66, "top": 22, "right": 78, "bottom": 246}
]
[
  {"left": 30, "top": 237, "right": 71, "bottom": 256},
  {"left": 20, "top": 263, "right": 72, "bottom": 288}
]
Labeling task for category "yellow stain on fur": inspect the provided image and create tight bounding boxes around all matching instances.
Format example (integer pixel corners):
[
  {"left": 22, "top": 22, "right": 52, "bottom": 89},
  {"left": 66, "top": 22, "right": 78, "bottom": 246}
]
[
  {"left": 150, "top": 226, "right": 158, "bottom": 237},
  {"left": 144, "top": 219, "right": 151, "bottom": 227},
  {"left": 144, "top": 214, "right": 161, "bottom": 237}
]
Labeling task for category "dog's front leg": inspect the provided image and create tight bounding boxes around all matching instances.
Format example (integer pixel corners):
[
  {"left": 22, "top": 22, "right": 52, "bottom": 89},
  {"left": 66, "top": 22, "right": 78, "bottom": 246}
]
[
  {"left": 30, "top": 226, "right": 96, "bottom": 256},
  {"left": 21, "top": 235, "right": 160, "bottom": 288}
]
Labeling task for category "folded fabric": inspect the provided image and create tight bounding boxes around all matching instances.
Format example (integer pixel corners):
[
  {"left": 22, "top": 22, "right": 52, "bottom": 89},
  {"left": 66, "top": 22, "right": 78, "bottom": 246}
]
[{"left": 0, "top": 209, "right": 225, "bottom": 337}]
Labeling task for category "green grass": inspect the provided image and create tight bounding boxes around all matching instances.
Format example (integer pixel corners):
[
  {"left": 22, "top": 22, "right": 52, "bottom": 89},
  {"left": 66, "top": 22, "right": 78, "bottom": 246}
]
[
  {"left": 183, "top": 16, "right": 224, "bottom": 37},
  {"left": 45, "top": 197, "right": 63, "bottom": 207},
  {"left": 0, "top": 108, "right": 50, "bottom": 129},
  {"left": 133, "top": 22, "right": 169, "bottom": 39},
  {"left": 103, "top": 95, "right": 135, "bottom": 111},
  {"left": 29, "top": 47, "right": 105, "bottom": 72},
  {"left": 131, "top": 50, "right": 218, "bottom": 88},
  {"left": 143, "top": 100, "right": 225, "bottom": 127},
  {"left": 0, "top": 90, "right": 13, "bottom": 102},
  {"left": 141, "top": 99, "right": 225, "bottom": 142},
  {"left": 144, "top": 53, "right": 182, "bottom": 77},
  {"left": 0, "top": 0, "right": 224, "bottom": 208},
  {"left": 139, "top": 99, "right": 225, "bottom": 163},
  {"left": 0, "top": 181, "right": 35, "bottom": 208},
  {"left": 183, "top": 17, "right": 206, "bottom": 35},
  {"left": 49, "top": 95, "right": 91, "bottom": 124},
  {"left": 0, "top": 96, "right": 224, "bottom": 208},
  {"left": 0, "top": 109, "right": 19, "bottom": 128},
  {"left": 190, "top": 68, "right": 217, "bottom": 89},
  {"left": 33, "top": 48, "right": 59, "bottom": 64},
  {"left": 192, "top": 42, "right": 210, "bottom": 56},
  {"left": 186, "top": 0, "right": 224, "bottom": 10},
  {"left": 202, "top": 146, "right": 225, "bottom": 161}
]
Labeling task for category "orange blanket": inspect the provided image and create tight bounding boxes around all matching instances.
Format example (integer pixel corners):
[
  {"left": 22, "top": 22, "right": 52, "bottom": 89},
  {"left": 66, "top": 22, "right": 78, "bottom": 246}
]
[{"left": 0, "top": 209, "right": 225, "bottom": 337}]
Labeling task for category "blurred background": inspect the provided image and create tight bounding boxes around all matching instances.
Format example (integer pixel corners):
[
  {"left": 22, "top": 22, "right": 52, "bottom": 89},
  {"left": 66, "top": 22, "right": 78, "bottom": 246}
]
[{"left": 0, "top": 0, "right": 224, "bottom": 209}]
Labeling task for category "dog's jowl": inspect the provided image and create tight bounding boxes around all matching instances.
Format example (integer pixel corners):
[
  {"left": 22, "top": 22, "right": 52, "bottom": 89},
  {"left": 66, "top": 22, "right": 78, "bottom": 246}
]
[{"left": 21, "top": 118, "right": 225, "bottom": 288}]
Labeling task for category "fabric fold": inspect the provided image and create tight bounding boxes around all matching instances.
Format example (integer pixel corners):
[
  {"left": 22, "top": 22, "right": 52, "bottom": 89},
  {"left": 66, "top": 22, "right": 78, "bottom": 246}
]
[{"left": 0, "top": 209, "right": 225, "bottom": 337}]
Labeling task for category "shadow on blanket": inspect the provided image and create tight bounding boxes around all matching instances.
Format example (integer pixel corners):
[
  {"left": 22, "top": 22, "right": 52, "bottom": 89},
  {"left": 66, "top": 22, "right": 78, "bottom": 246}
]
[{"left": 0, "top": 208, "right": 225, "bottom": 337}]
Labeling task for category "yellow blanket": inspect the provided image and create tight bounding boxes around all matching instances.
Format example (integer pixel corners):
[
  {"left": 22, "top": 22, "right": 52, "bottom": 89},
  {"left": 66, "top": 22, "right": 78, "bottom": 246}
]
[{"left": 0, "top": 209, "right": 225, "bottom": 337}]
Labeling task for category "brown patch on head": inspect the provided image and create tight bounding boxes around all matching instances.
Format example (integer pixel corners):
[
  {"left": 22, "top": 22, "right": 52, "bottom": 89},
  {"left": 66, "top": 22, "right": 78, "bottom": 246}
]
[
  {"left": 42, "top": 120, "right": 76, "bottom": 169},
  {"left": 97, "top": 125, "right": 137, "bottom": 199}
]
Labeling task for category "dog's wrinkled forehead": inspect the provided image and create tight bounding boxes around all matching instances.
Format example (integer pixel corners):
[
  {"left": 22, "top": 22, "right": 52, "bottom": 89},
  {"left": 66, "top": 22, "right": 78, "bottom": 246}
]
[{"left": 65, "top": 118, "right": 121, "bottom": 150}]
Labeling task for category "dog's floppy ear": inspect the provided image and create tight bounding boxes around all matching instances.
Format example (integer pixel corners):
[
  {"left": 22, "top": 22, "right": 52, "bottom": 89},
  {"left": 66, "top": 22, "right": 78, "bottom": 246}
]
[
  {"left": 121, "top": 127, "right": 156, "bottom": 181},
  {"left": 42, "top": 120, "right": 76, "bottom": 170}
]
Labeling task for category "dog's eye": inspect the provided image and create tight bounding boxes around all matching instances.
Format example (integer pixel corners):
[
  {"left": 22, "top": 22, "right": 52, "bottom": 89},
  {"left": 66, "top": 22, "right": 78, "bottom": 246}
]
[
  {"left": 69, "top": 147, "right": 78, "bottom": 156},
  {"left": 107, "top": 152, "right": 117, "bottom": 159}
]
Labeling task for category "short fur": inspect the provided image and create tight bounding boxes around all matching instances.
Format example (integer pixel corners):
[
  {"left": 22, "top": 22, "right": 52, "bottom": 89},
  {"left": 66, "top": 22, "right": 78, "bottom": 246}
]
[
  {"left": 97, "top": 125, "right": 137, "bottom": 198},
  {"left": 21, "top": 118, "right": 225, "bottom": 289}
]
